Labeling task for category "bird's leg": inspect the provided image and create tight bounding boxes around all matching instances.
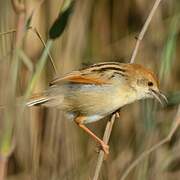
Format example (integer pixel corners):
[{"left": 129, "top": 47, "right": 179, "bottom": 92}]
[{"left": 75, "top": 116, "right": 109, "bottom": 154}]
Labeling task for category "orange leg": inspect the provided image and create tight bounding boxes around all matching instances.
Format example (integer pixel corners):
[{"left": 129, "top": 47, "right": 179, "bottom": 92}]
[{"left": 75, "top": 116, "right": 109, "bottom": 154}]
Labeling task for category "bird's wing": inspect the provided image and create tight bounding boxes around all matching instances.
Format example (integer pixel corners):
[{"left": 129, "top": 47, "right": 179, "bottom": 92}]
[{"left": 49, "top": 70, "right": 110, "bottom": 86}]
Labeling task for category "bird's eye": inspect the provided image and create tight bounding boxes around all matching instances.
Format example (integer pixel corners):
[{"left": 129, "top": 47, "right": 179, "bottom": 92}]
[{"left": 148, "top": 81, "right": 153, "bottom": 86}]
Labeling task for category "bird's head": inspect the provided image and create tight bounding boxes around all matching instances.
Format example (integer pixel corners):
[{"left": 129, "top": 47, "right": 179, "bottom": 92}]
[{"left": 127, "top": 64, "right": 167, "bottom": 105}]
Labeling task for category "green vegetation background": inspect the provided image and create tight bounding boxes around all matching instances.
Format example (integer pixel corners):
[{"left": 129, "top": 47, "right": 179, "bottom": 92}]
[{"left": 0, "top": 0, "right": 180, "bottom": 180}]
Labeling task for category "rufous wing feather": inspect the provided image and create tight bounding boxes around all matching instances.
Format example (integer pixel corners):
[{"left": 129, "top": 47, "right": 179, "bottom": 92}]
[{"left": 49, "top": 71, "right": 108, "bottom": 86}]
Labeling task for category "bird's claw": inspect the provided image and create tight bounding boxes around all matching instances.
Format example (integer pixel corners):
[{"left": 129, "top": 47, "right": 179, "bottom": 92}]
[{"left": 100, "top": 142, "right": 109, "bottom": 155}]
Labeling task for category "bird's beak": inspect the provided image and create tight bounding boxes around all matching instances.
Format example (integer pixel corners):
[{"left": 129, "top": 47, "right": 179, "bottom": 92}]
[{"left": 149, "top": 89, "right": 168, "bottom": 105}]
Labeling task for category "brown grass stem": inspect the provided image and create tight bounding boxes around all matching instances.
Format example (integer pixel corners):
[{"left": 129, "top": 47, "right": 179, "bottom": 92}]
[
  {"left": 0, "top": 27, "right": 58, "bottom": 76},
  {"left": 130, "top": 0, "right": 163, "bottom": 63},
  {"left": 0, "top": 158, "right": 7, "bottom": 180},
  {"left": 93, "top": 1, "right": 164, "bottom": 179},
  {"left": 121, "top": 105, "right": 180, "bottom": 180},
  {"left": 30, "top": 27, "right": 59, "bottom": 76},
  {"left": 0, "top": 1, "right": 26, "bottom": 180},
  {"left": 93, "top": 113, "right": 118, "bottom": 180},
  {"left": 11, "top": 0, "right": 25, "bottom": 14}
]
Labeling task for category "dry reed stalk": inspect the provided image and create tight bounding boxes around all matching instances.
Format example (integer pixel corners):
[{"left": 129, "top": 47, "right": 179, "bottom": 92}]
[
  {"left": 130, "top": 0, "right": 163, "bottom": 63},
  {"left": 93, "top": 0, "right": 164, "bottom": 179},
  {"left": 0, "top": 1, "right": 26, "bottom": 180},
  {"left": 121, "top": 105, "right": 180, "bottom": 180},
  {"left": 93, "top": 113, "right": 118, "bottom": 180}
]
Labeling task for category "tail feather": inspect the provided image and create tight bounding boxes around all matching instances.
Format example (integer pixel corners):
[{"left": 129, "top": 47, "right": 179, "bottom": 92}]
[{"left": 26, "top": 93, "right": 50, "bottom": 107}]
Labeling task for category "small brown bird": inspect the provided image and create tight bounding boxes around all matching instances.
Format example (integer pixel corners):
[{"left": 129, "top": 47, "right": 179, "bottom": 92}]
[{"left": 27, "top": 62, "right": 167, "bottom": 154}]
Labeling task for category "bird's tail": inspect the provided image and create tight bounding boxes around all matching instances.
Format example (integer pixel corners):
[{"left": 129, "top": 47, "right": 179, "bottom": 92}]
[{"left": 26, "top": 92, "right": 50, "bottom": 107}]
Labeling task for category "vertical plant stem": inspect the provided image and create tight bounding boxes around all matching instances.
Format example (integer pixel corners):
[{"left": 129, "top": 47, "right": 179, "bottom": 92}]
[
  {"left": 130, "top": 0, "right": 163, "bottom": 63},
  {"left": 93, "top": 1, "right": 164, "bottom": 179},
  {"left": 0, "top": 1, "right": 26, "bottom": 180},
  {"left": 31, "top": 28, "right": 59, "bottom": 76},
  {"left": 93, "top": 113, "right": 118, "bottom": 180},
  {"left": 25, "top": 40, "right": 53, "bottom": 97},
  {"left": 0, "top": 158, "right": 7, "bottom": 180},
  {"left": 120, "top": 105, "right": 180, "bottom": 180}
]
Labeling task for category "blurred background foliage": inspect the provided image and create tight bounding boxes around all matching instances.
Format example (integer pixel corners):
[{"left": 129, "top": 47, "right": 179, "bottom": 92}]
[{"left": 0, "top": 0, "right": 180, "bottom": 180}]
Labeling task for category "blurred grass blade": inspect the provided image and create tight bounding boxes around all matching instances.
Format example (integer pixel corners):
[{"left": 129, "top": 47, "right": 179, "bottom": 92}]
[
  {"left": 25, "top": 12, "right": 33, "bottom": 29},
  {"left": 49, "top": 1, "right": 74, "bottom": 39},
  {"left": 25, "top": 40, "right": 53, "bottom": 97},
  {"left": 167, "top": 91, "right": 180, "bottom": 106},
  {"left": 18, "top": 49, "right": 34, "bottom": 72},
  {"left": 159, "top": 15, "right": 179, "bottom": 82}
]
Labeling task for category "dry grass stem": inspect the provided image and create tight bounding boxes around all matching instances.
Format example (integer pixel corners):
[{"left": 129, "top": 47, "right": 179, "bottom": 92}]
[
  {"left": 130, "top": 0, "right": 163, "bottom": 63},
  {"left": 30, "top": 27, "right": 59, "bottom": 76},
  {"left": 11, "top": 0, "right": 25, "bottom": 14},
  {"left": 121, "top": 105, "right": 180, "bottom": 180},
  {"left": 93, "top": 113, "right": 118, "bottom": 180},
  {"left": 93, "top": 0, "right": 164, "bottom": 179},
  {"left": 0, "top": 1, "right": 178, "bottom": 179}
]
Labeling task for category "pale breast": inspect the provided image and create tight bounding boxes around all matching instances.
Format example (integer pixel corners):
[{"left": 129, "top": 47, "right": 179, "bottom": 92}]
[
  {"left": 62, "top": 83, "right": 135, "bottom": 117},
  {"left": 46, "top": 82, "right": 137, "bottom": 123}
]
